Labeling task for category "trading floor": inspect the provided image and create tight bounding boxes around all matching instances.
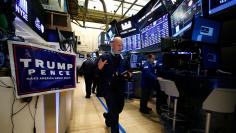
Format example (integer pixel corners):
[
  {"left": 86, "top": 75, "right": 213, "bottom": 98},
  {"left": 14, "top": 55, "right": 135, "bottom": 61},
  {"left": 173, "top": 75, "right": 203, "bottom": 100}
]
[{"left": 68, "top": 77, "right": 164, "bottom": 133}]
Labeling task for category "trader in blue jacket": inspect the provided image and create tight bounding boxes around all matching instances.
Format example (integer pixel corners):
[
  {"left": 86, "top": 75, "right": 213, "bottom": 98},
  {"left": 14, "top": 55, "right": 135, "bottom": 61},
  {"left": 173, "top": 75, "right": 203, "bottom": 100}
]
[
  {"left": 140, "top": 53, "right": 158, "bottom": 114},
  {"left": 97, "top": 37, "right": 130, "bottom": 133}
]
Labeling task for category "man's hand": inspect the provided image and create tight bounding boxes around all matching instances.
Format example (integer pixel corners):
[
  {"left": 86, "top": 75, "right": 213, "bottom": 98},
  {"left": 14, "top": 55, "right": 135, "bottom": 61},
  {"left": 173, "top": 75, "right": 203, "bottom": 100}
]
[
  {"left": 128, "top": 72, "right": 132, "bottom": 78},
  {"left": 98, "top": 59, "right": 108, "bottom": 70}
]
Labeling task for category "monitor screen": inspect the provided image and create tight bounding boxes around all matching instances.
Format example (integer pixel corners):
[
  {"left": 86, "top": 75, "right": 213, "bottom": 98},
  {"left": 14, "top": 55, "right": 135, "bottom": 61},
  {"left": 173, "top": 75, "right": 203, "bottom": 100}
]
[
  {"left": 135, "top": 34, "right": 141, "bottom": 50},
  {"left": 162, "top": 0, "right": 183, "bottom": 13},
  {"left": 192, "top": 18, "right": 221, "bottom": 44},
  {"left": 171, "top": 0, "right": 202, "bottom": 37},
  {"left": 127, "top": 36, "right": 132, "bottom": 51},
  {"left": 201, "top": 46, "right": 219, "bottom": 69},
  {"left": 107, "top": 29, "right": 115, "bottom": 41},
  {"left": 209, "top": 0, "right": 236, "bottom": 15},
  {"left": 122, "top": 38, "right": 127, "bottom": 52},
  {"left": 123, "top": 34, "right": 141, "bottom": 51},
  {"left": 130, "top": 54, "right": 138, "bottom": 68},
  {"left": 141, "top": 14, "right": 169, "bottom": 48}
]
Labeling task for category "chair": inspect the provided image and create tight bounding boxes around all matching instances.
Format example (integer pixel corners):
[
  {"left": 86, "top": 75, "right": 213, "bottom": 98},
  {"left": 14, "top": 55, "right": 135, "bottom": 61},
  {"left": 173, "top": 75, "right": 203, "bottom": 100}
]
[
  {"left": 158, "top": 78, "right": 184, "bottom": 131},
  {"left": 202, "top": 88, "right": 236, "bottom": 133}
]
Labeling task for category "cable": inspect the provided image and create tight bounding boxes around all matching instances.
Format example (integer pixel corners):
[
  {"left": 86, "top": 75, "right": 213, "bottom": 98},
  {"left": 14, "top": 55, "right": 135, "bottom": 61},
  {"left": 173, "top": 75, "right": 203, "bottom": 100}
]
[
  {"left": 12, "top": 103, "right": 29, "bottom": 116},
  {"left": 10, "top": 76, "right": 16, "bottom": 133},
  {"left": 33, "top": 96, "right": 39, "bottom": 133},
  {"left": 28, "top": 104, "right": 34, "bottom": 120},
  {"left": 0, "top": 79, "right": 12, "bottom": 88},
  {"left": 9, "top": 77, "right": 38, "bottom": 133},
  {"left": 10, "top": 84, "right": 16, "bottom": 133}
]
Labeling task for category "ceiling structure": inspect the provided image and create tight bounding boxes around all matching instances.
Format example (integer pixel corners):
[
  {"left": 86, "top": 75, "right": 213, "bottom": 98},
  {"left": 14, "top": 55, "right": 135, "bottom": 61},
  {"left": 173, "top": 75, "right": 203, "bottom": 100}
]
[{"left": 68, "top": 0, "right": 150, "bottom": 30}]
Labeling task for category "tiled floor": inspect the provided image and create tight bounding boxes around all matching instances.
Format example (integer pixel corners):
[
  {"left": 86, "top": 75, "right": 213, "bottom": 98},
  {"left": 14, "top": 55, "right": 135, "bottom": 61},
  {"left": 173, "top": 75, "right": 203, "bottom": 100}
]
[{"left": 68, "top": 77, "right": 165, "bottom": 133}]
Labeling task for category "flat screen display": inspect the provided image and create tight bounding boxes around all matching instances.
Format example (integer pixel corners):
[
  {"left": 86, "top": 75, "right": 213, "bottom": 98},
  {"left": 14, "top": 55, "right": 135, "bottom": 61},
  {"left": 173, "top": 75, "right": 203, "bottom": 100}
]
[
  {"left": 130, "top": 54, "right": 138, "bottom": 68},
  {"left": 122, "top": 38, "right": 127, "bottom": 52},
  {"left": 123, "top": 34, "right": 141, "bottom": 51},
  {"left": 171, "top": 0, "right": 202, "bottom": 37},
  {"left": 107, "top": 29, "right": 115, "bottom": 41},
  {"left": 141, "top": 14, "right": 169, "bottom": 48},
  {"left": 201, "top": 46, "right": 219, "bottom": 69},
  {"left": 209, "top": 0, "right": 236, "bottom": 15},
  {"left": 192, "top": 18, "right": 221, "bottom": 44},
  {"left": 162, "top": 0, "right": 183, "bottom": 13}
]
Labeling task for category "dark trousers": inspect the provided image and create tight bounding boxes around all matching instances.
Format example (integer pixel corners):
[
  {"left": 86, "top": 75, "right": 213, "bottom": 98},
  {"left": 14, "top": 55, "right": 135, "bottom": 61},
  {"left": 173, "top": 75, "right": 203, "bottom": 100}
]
[
  {"left": 92, "top": 78, "right": 98, "bottom": 93},
  {"left": 76, "top": 68, "right": 79, "bottom": 83},
  {"left": 84, "top": 77, "right": 93, "bottom": 97},
  {"left": 104, "top": 93, "right": 124, "bottom": 133},
  {"left": 140, "top": 87, "right": 152, "bottom": 110},
  {"left": 96, "top": 80, "right": 103, "bottom": 97}
]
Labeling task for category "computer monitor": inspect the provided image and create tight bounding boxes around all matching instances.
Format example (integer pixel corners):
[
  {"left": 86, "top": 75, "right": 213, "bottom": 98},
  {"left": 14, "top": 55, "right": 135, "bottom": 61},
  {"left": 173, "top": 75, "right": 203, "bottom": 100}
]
[
  {"left": 122, "top": 37, "right": 126, "bottom": 52},
  {"left": 130, "top": 54, "right": 138, "bottom": 69},
  {"left": 141, "top": 14, "right": 169, "bottom": 48},
  {"left": 107, "top": 28, "right": 115, "bottom": 41},
  {"left": 192, "top": 18, "right": 221, "bottom": 44},
  {"left": 209, "top": 0, "right": 236, "bottom": 15},
  {"left": 171, "top": 0, "right": 202, "bottom": 37},
  {"left": 201, "top": 46, "right": 219, "bottom": 69},
  {"left": 128, "top": 34, "right": 141, "bottom": 51}
]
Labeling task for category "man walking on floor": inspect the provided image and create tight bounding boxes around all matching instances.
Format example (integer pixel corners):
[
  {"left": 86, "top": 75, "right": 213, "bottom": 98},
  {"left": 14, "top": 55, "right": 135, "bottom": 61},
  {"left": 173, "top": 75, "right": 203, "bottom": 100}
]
[{"left": 97, "top": 37, "right": 130, "bottom": 133}]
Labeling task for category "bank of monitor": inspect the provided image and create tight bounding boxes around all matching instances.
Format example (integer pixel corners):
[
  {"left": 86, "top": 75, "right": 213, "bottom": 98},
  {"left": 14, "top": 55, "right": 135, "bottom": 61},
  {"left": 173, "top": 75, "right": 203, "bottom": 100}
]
[
  {"left": 171, "top": 0, "right": 202, "bottom": 37},
  {"left": 141, "top": 14, "right": 169, "bottom": 48},
  {"left": 209, "top": 0, "right": 236, "bottom": 15}
]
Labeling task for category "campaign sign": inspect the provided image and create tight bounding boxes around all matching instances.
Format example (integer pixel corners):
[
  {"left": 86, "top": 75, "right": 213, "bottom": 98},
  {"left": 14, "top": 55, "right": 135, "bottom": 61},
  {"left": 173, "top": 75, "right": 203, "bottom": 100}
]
[{"left": 8, "top": 41, "right": 76, "bottom": 98}]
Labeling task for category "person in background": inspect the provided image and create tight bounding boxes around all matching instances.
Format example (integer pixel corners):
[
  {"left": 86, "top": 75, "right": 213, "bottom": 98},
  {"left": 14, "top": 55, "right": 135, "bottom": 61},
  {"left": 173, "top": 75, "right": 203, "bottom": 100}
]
[
  {"left": 92, "top": 51, "right": 100, "bottom": 94},
  {"left": 79, "top": 53, "right": 95, "bottom": 98},
  {"left": 140, "top": 53, "right": 158, "bottom": 114},
  {"left": 97, "top": 37, "right": 130, "bottom": 133},
  {"left": 76, "top": 65, "right": 79, "bottom": 83}
]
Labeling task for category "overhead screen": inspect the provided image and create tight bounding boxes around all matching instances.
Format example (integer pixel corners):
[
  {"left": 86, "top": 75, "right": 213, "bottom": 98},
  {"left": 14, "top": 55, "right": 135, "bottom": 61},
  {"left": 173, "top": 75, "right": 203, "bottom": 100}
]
[
  {"left": 192, "top": 18, "right": 221, "bottom": 44},
  {"left": 171, "top": 0, "right": 202, "bottom": 37},
  {"left": 209, "top": 0, "right": 236, "bottom": 15},
  {"left": 140, "top": 14, "right": 169, "bottom": 48},
  {"left": 162, "top": 0, "right": 183, "bottom": 13},
  {"left": 122, "top": 34, "right": 141, "bottom": 52}
]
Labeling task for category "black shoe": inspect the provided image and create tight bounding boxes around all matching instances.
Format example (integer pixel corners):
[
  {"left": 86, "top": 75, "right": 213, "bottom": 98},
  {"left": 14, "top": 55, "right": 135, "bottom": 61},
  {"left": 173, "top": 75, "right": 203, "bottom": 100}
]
[
  {"left": 85, "top": 95, "right": 90, "bottom": 98},
  {"left": 103, "top": 113, "right": 111, "bottom": 127},
  {"left": 139, "top": 108, "right": 150, "bottom": 114}
]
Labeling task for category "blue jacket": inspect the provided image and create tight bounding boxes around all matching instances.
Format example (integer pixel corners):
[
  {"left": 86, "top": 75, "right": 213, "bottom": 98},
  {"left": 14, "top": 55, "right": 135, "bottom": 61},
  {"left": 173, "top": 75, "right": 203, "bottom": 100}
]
[
  {"left": 141, "top": 61, "right": 157, "bottom": 89},
  {"left": 96, "top": 53, "right": 129, "bottom": 97}
]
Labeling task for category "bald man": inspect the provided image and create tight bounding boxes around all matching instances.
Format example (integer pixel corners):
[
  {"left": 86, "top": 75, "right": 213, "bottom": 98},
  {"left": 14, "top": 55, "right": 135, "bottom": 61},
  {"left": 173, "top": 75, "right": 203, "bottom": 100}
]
[{"left": 97, "top": 37, "right": 130, "bottom": 133}]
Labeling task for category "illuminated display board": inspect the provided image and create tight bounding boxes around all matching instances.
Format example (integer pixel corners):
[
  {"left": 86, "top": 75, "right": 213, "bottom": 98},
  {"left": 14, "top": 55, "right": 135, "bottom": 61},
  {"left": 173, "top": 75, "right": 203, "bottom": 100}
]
[
  {"left": 122, "top": 38, "right": 127, "bottom": 52},
  {"left": 209, "top": 0, "right": 236, "bottom": 15},
  {"left": 171, "top": 0, "right": 202, "bottom": 37},
  {"left": 122, "top": 34, "right": 141, "bottom": 51},
  {"left": 141, "top": 14, "right": 169, "bottom": 48}
]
